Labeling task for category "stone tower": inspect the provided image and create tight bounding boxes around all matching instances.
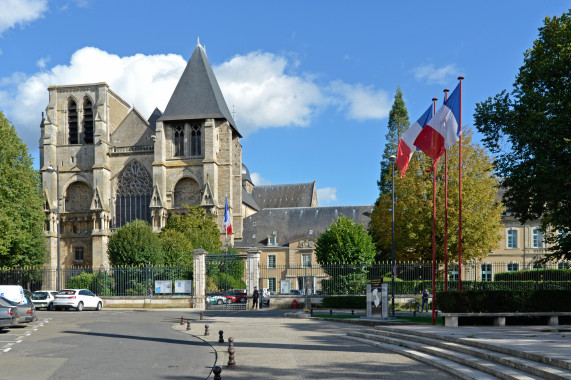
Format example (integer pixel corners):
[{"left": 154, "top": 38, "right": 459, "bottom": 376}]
[{"left": 40, "top": 42, "right": 243, "bottom": 272}]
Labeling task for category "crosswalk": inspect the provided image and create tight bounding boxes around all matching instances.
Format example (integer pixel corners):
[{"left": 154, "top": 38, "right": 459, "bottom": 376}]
[{"left": 0, "top": 318, "right": 50, "bottom": 353}]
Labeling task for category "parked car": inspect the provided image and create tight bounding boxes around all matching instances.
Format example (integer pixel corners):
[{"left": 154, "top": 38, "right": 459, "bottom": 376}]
[
  {"left": 0, "top": 285, "right": 27, "bottom": 304},
  {"left": 290, "top": 289, "right": 305, "bottom": 295},
  {"left": 228, "top": 291, "right": 247, "bottom": 303},
  {"left": 206, "top": 292, "right": 227, "bottom": 305},
  {"left": 0, "top": 295, "right": 36, "bottom": 323},
  {"left": 0, "top": 305, "right": 20, "bottom": 330},
  {"left": 31, "top": 290, "right": 59, "bottom": 310},
  {"left": 261, "top": 288, "right": 270, "bottom": 306},
  {"left": 53, "top": 289, "right": 103, "bottom": 311},
  {"left": 223, "top": 293, "right": 237, "bottom": 303}
]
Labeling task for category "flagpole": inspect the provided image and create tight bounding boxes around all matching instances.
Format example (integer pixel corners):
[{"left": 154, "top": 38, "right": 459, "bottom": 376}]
[
  {"left": 443, "top": 88, "right": 450, "bottom": 292},
  {"left": 431, "top": 97, "right": 438, "bottom": 325},
  {"left": 458, "top": 76, "right": 464, "bottom": 291}
]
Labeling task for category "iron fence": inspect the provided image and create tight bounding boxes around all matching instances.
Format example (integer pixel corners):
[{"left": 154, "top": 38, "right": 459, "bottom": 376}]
[{"left": 0, "top": 260, "right": 569, "bottom": 297}]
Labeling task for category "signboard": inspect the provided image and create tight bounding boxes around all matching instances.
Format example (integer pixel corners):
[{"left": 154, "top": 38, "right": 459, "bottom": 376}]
[
  {"left": 155, "top": 280, "right": 172, "bottom": 294},
  {"left": 175, "top": 280, "right": 192, "bottom": 294},
  {"left": 280, "top": 280, "right": 290, "bottom": 294}
]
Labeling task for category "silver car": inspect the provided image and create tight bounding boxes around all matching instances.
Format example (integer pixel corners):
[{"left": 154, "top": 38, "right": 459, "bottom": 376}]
[{"left": 0, "top": 305, "right": 19, "bottom": 330}]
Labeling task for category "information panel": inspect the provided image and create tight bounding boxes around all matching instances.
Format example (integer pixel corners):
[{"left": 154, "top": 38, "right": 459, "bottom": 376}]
[
  {"left": 175, "top": 280, "right": 192, "bottom": 294},
  {"left": 155, "top": 280, "right": 172, "bottom": 294}
]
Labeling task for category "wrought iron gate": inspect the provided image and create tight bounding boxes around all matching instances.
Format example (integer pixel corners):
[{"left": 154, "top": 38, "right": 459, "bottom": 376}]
[{"left": 205, "top": 252, "right": 247, "bottom": 310}]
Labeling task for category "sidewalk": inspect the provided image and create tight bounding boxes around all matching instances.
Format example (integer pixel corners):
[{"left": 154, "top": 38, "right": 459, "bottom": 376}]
[{"left": 172, "top": 308, "right": 571, "bottom": 379}]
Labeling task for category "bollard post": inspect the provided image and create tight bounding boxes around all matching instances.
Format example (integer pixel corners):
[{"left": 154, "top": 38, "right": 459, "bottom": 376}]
[
  {"left": 352, "top": 310, "right": 354, "bottom": 315},
  {"left": 310, "top": 309, "right": 313, "bottom": 317},
  {"left": 200, "top": 312, "right": 204, "bottom": 320},
  {"left": 213, "top": 365, "right": 222, "bottom": 380},
  {"left": 218, "top": 330, "right": 224, "bottom": 343},
  {"left": 330, "top": 309, "right": 332, "bottom": 316},
  {"left": 205, "top": 324, "right": 210, "bottom": 336},
  {"left": 180, "top": 316, "right": 184, "bottom": 325},
  {"left": 228, "top": 337, "right": 234, "bottom": 349},
  {"left": 186, "top": 321, "right": 191, "bottom": 330},
  {"left": 228, "top": 347, "right": 236, "bottom": 366}
]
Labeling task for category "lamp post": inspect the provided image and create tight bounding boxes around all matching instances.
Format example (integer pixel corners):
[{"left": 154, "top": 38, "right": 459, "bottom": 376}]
[
  {"left": 389, "top": 154, "right": 396, "bottom": 317},
  {"left": 46, "top": 165, "right": 61, "bottom": 291}
]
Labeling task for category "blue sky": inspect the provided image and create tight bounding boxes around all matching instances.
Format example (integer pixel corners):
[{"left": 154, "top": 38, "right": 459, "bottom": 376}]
[{"left": 0, "top": 1, "right": 568, "bottom": 206}]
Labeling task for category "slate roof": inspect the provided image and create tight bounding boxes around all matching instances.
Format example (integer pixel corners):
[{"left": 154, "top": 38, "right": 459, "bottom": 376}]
[
  {"left": 242, "top": 189, "right": 260, "bottom": 211},
  {"left": 147, "top": 108, "right": 163, "bottom": 130},
  {"left": 235, "top": 206, "right": 374, "bottom": 248},
  {"left": 251, "top": 182, "right": 316, "bottom": 209},
  {"left": 158, "top": 43, "right": 240, "bottom": 137}
]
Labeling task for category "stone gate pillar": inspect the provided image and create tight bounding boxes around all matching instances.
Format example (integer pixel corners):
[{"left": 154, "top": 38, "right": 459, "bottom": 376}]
[
  {"left": 192, "top": 248, "right": 207, "bottom": 310},
  {"left": 246, "top": 248, "right": 260, "bottom": 308}
]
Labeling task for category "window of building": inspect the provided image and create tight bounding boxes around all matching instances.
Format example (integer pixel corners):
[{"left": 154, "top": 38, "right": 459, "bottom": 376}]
[
  {"left": 115, "top": 161, "right": 152, "bottom": 228},
  {"left": 507, "top": 229, "right": 518, "bottom": 249},
  {"left": 268, "top": 278, "right": 276, "bottom": 292},
  {"left": 83, "top": 98, "right": 94, "bottom": 144},
  {"left": 533, "top": 229, "right": 543, "bottom": 248},
  {"left": 74, "top": 246, "right": 84, "bottom": 261},
  {"left": 302, "top": 254, "right": 311, "bottom": 268},
  {"left": 191, "top": 124, "right": 201, "bottom": 156},
  {"left": 174, "top": 124, "right": 184, "bottom": 157},
  {"left": 533, "top": 261, "right": 543, "bottom": 269},
  {"left": 268, "top": 235, "right": 276, "bottom": 246},
  {"left": 507, "top": 262, "right": 519, "bottom": 272},
  {"left": 268, "top": 255, "right": 276, "bottom": 269},
  {"left": 558, "top": 262, "right": 570, "bottom": 269},
  {"left": 68, "top": 99, "right": 78, "bottom": 144},
  {"left": 449, "top": 269, "right": 459, "bottom": 281},
  {"left": 481, "top": 263, "right": 492, "bottom": 281}
]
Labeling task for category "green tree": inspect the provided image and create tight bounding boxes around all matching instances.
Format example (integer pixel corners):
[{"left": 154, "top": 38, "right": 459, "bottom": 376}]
[
  {"left": 474, "top": 12, "right": 571, "bottom": 261},
  {"left": 159, "top": 229, "right": 193, "bottom": 267},
  {"left": 369, "top": 129, "right": 503, "bottom": 262},
  {"left": 315, "top": 215, "right": 376, "bottom": 264},
  {"left": 0, "top": 112, "right": 46, "bottom": 267},
  {"left": 206, "top": 246, "right": 246, "bottom": 291},
  {"left": 378, "top": 87, "right": 410, "bottom": 195},
  {"left": 107, "top": 219, "right": 163, "bottom": 266},
  {"left": 162, "top": 205, "right": 221, "bottom": 253}
]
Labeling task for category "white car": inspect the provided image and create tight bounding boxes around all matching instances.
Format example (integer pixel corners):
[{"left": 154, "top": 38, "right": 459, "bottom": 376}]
[
  {"left": 53, "top": 289, "right": 103, "bottom": 311},
  {"left": 31, "top": 290, "right": 59, "bottom": 310}
]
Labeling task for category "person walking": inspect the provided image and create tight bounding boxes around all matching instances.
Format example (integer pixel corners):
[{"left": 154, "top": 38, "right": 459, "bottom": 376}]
[
  {"left": 252, "top": 286, "right": 259, "bottom": 310},
  {"left": 421, "top": 288, "right": 429, "bottom": 312}
]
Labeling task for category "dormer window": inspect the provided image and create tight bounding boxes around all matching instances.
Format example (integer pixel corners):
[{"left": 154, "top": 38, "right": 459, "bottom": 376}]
[{"left": 268, "top": 235, "right": 277, "bottom": 246}]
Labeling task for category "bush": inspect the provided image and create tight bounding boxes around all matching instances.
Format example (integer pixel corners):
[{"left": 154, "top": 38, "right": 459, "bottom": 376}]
[
  {"left": 436, "top": 290, "right": 571, "bottom": 312},
  {"left": 322, "top": 295, "right": 366, "bottom": 309},
  {"left": 66, "top": 272, "right": 114, "bottom": 296}
]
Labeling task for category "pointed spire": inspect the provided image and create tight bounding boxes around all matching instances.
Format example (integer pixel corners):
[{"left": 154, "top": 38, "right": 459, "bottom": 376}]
[{"left": 159, "top": 43, "right": 240, "bottom": 136}]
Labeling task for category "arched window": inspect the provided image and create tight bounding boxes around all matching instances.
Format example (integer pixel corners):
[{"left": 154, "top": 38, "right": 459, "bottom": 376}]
[
  {"left": 174, "top": 124, "right": 184, "bottom": 157},
  {"left": 191, "top": 124, "right": 201, "bottom": 156},
  {"left": 65, "top": 182, "right": 91, "bottom": 212},
  {"left": 68, "top": 99, "right": 78, "bottom": 144},
  {"left": 83, "top": 98, "right": 94, "bottom": 144},
  {"left": 173, "top": 177, "right": 200, "bottom": 207},
  {"left": 115, "top": 161, "right": 152, "bottom": 227}
]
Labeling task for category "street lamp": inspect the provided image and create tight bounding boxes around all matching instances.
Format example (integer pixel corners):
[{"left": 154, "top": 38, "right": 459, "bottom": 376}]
[
  {"left": 46, "top": 165, "right": 61, "bottom": 291},
  {"left": 389, "top": 154, "right": 396, "bottom": 317}
]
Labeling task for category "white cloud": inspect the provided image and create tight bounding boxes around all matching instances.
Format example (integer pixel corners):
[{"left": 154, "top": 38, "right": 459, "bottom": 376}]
[
  {"left": 214, "top": 51, "right": 324, "bottom": 134},
  {"left": 1, "top": 47, "right": 392, "bottom": 149},
  {"left": 412, "top": 64, "right": 459, "bottom": 85},
  {"left": 328, "top": 80, "right": 391, "bottom": 120},
  {"left": 317, "top": 187, "right": 337, "bottom": 205},
  {"left": 0, "top": 0, "right": 48, "bottom": 35},
  {"left": 250, "top": 172, "right": 272, "bottom": 186}
]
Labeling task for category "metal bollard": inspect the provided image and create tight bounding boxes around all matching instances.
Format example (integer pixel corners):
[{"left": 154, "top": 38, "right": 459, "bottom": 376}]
[
  {"left": 330, "top": 309, "right": 332, "bottom": 315},
  {"left": 352, "top": 310, "right": 354, "bottom": 315},
  {"left": 218, "top": 330, "right": 224, "bottom": 343},
  {"left": 205, "top": 324, "right": 210, "bottom": 336},
  {"left": 310, "top": 309, "right": 313, "bottom": 317},
  {"left": 186, "top": 321, "right": 191, "bottom": 330},
  {"left": 228, "top": 336, "right": 234, "bottom": 349},
  {"left": 228, "top": 347, "right": 236, "bottom": 366},
  {"left": 200, "top": 312, "right": 204, "bottom": 320},
  {"left": 213, "top": 365, "right": 222, "bottom": 380},
  {"left": 180, "top": 316, "right": 184, "bottom": 325}
]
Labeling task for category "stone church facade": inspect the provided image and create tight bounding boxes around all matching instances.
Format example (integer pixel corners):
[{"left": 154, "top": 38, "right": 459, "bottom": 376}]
[{"left": 41, "top": 43, "right": 244, "bottom": 269}]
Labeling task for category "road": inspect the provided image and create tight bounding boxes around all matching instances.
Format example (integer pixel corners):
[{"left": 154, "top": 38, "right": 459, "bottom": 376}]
[{"left": 0, "top": 309, "right": 214, "bottom": 380}]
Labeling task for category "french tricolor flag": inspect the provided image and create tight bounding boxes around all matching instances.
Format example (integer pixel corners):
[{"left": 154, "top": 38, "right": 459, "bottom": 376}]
[
  {"left": 223, "top": 197, "right": 232, "bottom": 235},
  {"left": 413, "top": 83, "right": 461, "bottom": 160},
  {"left": 396, "top": 104, "right": 434, "bottom": 177}
]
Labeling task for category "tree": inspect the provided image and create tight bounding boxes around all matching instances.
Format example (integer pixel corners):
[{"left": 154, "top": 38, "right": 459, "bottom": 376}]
[
  {"left": 369, "top": 129, "right": 503, "bottom": 263},
  {"left": 0, "top": 112, "right": 46, "bottom": 267},
  {"left": 474, "top": 12, "right": 571, "bottom": 261},
  {"left": 161, "top": 205, "right": 221, "bottom": 254},
  {"left": 159, "top": 229, "right": 193, "bottom": 267},
  {"left": 378, "top": 87, "right": 410, "bottom": 195},
  {"left": 107, "top": 219, "right": 163, "bottom": 266},
  {"left": 315, "top": 215, "right": 376, "bottom": 264}
]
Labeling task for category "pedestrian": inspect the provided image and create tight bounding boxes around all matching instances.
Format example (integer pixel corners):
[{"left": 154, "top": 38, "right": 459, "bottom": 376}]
[
  {"left": 421, "top": 288, "right": 429, "bottom": 312},
  {"left": 252, "top": 286, "right": 259, "bottom": 310}
]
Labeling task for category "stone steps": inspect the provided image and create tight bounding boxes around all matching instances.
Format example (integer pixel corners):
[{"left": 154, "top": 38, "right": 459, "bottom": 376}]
[{"left": 344, "top": 326, "right": 571, "bottom": 380}]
